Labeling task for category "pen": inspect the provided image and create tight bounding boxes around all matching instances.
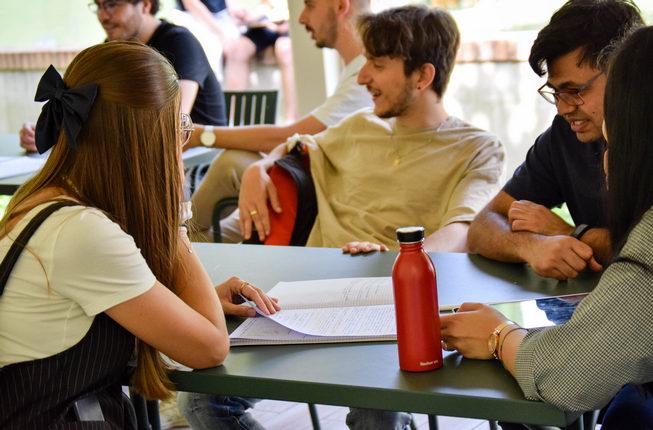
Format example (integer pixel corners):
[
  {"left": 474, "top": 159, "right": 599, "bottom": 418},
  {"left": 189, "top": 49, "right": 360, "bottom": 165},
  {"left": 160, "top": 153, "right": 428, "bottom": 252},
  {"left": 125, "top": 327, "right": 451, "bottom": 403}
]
[
  {"left": 438, "top": 303, "right": 460, "bottom": 313},
  {"left": 238, "top": 293, "right": 268, "bottom": 316}
]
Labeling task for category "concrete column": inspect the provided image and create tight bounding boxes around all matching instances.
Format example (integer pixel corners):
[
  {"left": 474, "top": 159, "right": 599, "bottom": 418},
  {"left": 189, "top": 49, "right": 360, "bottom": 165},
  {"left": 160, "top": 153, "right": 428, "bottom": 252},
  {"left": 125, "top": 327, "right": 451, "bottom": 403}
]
[{"left": 287, "top": 1, "right": 329, "bottom": 117}]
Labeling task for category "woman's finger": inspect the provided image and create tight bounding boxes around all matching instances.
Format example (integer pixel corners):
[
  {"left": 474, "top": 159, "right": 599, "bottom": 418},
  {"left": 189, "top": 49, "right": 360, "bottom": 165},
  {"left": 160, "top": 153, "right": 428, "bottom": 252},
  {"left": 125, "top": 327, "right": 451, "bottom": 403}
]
[
  {"left": 457, "top": 302, "right": 483, "bottom": 312},
  {"left": 223, "top": 301, "right": 256, "bottom": 318},
  {"left": 240, "top": 282, "right": 274, "bottom": 315}
]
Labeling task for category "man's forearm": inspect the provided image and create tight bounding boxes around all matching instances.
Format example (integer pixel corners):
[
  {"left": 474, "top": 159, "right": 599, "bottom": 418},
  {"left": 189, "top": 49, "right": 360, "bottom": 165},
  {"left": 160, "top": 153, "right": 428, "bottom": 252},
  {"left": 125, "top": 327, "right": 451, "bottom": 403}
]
[
  {"left": 188, "top": 124, "right": 292, "bottom": 152},
  {"left": 214, "top": 125, "right": 297, "bottom": 152},
  {"left": 190, "top": 115, "right": 325, "bottom": 153},
  {"left": 468, "top": 209, "right": 539, "bottom": 263},
  {"left": 424, "top": 222, "right": 469, "bottom": 252},
  {"left": 580, "top": 227, "right": 611, "bottom": 263}
]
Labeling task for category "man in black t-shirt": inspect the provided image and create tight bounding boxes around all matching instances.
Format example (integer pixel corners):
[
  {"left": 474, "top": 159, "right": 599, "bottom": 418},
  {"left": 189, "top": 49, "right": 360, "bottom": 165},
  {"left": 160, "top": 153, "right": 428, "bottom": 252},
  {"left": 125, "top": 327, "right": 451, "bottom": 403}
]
[
  {"left": 18, "top": 0, "right": 226, "bottom": 152},
  {"left": 97, "top": 0, "right": 226, "bottom": 126},
  {"left": 146, "top": 21, "right": 226, "bottom": 126},
  {"left": 467, "top": 0, "right": 643, "bottom": 281}
]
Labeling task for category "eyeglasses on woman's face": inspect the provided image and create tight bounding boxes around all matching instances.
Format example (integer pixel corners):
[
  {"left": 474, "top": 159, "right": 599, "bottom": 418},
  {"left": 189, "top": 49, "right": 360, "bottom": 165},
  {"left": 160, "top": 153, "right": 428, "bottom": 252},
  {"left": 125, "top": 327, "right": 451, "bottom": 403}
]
[
  {"left": 537, "top": 72, "right": 603, "bottom": 106},
  {"left": 180, "top": 113, "right": 194, "bottom": 148}
]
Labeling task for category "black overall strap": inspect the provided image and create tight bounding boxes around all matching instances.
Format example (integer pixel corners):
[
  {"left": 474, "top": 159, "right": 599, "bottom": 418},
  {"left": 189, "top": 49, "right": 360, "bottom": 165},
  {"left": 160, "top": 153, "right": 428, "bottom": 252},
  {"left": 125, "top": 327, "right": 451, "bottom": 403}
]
[{"left": 0, "top": 200, "right": 79, "bottom": 296}]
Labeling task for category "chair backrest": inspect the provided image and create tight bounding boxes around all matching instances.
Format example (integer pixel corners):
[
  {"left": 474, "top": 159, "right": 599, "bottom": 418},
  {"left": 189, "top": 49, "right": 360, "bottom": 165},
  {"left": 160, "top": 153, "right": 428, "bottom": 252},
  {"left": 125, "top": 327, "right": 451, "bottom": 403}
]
[
  {"left": 209, "top": 90, "right": 279, "bottom": 241},
  {"left": 223, "top": 90, "right": 278, "bottom": 126},
  {"left": 185, "top": 90, "right": 278, "bottom": 196}
]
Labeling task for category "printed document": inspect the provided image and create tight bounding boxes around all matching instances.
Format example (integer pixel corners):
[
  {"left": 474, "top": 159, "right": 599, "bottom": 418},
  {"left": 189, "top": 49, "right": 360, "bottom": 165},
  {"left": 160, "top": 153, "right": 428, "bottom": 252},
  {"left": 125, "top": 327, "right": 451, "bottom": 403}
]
[
  {"left": 0, "top": 156, "right": 46, "bottom": 179},
  {"left": 231, "top": 277, "right": 446, "bottom": 346}
]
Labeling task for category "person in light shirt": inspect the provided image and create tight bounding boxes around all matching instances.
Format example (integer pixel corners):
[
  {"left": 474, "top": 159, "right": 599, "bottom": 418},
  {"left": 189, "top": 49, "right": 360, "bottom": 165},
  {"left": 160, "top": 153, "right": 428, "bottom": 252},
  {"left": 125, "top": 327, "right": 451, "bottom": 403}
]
[
  {"left": 180, "top": 6, "right": 504, "bottom": 429},
  {"left": 0, "top": 41, "right": 277, "bottom": 428},
  {"left": 186, "top": 0, "right": 374, "bottom": 243}
]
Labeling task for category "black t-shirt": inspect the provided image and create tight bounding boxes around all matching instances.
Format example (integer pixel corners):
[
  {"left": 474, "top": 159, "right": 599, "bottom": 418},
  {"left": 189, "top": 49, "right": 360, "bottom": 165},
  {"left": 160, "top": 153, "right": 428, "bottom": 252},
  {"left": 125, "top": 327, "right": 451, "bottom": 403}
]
[
  {"left": 147, "top": 21, "right": 226, "bottom": 126},
  {"left": 503, "top": 115, "right": 607, "bottom": 227},
  {"left": 176, "top": 0, "right": 226, "bottom": 13}
]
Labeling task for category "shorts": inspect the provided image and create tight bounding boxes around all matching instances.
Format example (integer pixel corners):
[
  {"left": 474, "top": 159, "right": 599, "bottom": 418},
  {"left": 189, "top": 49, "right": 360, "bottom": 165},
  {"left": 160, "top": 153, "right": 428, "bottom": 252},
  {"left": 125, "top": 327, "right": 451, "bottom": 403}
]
[{"left": 243, "top": 26, "right": 288, "bottom": 54}]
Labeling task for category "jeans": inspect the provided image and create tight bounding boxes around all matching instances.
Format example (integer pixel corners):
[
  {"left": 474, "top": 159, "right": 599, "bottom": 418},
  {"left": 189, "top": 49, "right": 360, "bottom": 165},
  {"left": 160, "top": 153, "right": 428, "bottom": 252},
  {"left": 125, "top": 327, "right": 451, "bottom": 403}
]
[
  {"left": 177, "top": 392, "right": 414, "bottom": 430},
  {"left": 178, "top": 393, "right": 264, "bottom": 430},
  {"left": 602, "top": 384, "right": 653, "bottom": 430}
]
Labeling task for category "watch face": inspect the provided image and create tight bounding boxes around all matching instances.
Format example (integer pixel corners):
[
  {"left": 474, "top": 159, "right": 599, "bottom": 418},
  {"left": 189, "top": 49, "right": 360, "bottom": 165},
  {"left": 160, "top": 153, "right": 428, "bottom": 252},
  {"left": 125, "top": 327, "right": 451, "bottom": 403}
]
[{"left": 200, "top": 130, "right": 216, "bottom": 147}]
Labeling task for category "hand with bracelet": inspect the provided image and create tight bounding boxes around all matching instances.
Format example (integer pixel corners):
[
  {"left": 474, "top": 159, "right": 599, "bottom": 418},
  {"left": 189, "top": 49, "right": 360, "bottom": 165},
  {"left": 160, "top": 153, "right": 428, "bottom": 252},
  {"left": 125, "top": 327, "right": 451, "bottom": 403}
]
[{"left": 440, "top": 303, "right": 528, "bottom": 375}]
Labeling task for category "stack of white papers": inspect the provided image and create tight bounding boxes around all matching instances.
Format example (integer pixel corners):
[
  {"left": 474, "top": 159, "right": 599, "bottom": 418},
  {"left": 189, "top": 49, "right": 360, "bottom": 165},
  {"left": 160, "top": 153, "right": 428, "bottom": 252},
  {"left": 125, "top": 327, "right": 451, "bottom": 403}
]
[
  {"left": 0, "top": 156, "right": 46, "bottom": 179},
  {"left": 231, "top": 277, "right": 454, "bottom": 346}
]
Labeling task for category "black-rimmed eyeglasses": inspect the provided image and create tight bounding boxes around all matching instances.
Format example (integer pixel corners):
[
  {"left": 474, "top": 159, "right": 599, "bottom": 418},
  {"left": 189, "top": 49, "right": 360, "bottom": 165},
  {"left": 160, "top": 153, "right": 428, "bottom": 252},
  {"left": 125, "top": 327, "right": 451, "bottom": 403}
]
[{"left": 537, "top": 72, "right": 603, "bottom": 106}]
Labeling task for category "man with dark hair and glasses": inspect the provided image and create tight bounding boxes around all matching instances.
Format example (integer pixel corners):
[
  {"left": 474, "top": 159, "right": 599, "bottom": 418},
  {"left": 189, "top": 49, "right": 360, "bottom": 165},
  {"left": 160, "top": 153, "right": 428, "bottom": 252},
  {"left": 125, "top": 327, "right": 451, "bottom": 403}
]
[
  {"left": 19, "top": 0, "right": 226, "bottom": 152},
  {"left": 468, "top": 0, "right": 644, "bottom": 281}
]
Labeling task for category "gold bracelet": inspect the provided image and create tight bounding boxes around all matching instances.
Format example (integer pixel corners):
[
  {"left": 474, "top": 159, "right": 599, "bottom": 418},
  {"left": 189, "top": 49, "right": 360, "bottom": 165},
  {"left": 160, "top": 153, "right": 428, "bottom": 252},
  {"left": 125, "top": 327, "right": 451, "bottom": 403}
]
[
  {"left": 498, "top": 326, "right": 526, "bottom": 362},
  {"left": 488, "top": 320, "right": 515, "bottom": 359}
]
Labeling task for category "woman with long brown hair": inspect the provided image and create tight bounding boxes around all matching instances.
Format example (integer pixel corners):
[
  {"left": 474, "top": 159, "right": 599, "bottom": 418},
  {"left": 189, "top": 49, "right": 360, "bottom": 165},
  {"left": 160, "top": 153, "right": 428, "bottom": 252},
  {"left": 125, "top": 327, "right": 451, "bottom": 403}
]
[{"left": 0, "top": 40, "right": 278, "bottom": 428}]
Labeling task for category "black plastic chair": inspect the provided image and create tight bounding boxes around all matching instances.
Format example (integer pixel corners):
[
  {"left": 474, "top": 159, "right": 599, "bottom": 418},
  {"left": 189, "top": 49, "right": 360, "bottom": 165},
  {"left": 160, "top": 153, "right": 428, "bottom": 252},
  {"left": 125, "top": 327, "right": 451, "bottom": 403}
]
[
  {"left": 223, "top": 90, "right": 278, "bottom": 126},
  {"left": 212, "top": 196, "right": 239, "bottom": 243},
  {"left": 210, "top": 90, "right": 279, "bottom": 241},
  {"left": 185, "top": 90, "right": 279, "bottom": 196}
]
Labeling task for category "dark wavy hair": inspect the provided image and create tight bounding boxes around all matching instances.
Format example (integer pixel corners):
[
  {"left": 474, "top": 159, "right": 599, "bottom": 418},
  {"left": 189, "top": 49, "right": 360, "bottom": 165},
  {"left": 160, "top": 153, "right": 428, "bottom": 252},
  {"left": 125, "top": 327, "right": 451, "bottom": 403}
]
[
  {"left": 131, "top": 0, "right": 159, "bottom": 15},
  {"left": 358, "top": 5, "right": 460, "bottom": 98},
  {"left": 149, "top": 0, "right": 159, "bottom": 15},
  {"left": 529, "top": 0, "right": 643, "bottom": 76}
]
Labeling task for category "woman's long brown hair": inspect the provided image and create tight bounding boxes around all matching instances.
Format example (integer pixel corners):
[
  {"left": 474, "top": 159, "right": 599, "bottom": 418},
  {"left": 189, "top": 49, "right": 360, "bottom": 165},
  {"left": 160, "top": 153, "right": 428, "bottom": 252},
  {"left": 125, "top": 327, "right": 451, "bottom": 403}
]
[{"left": 1, "top": 41, "right": 183, "bottom": 399}]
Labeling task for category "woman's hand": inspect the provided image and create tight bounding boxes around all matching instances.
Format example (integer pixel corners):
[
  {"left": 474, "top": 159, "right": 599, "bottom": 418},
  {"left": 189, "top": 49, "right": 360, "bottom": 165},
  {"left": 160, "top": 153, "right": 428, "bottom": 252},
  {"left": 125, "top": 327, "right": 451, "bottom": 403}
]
[
  {"left": 215, "top": 276, "right": 281, "bottom": 317},
  {"left": 439, "top": 303, "right": 510, "bottom": 359},
  {"left": 238, "top": 162, "right": 282, "bottom": 242},
  {"left": 342, "top": 241, "right": 389, "bottom": 255}
]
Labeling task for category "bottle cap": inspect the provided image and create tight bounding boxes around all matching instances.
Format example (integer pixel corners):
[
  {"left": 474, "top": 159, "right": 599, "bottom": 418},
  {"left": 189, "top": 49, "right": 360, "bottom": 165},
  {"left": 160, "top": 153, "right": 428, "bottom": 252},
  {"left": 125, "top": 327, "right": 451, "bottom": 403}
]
[{"left": 396, "top": 226, "right": 425, "bottom": 243}]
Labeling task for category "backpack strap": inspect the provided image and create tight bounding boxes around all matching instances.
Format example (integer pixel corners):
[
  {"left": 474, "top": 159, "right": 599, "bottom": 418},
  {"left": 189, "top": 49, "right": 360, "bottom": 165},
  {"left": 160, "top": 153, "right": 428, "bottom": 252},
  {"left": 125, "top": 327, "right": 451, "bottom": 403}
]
[{"left": 0, "top": 200, "right": 80, "bottom": 296}]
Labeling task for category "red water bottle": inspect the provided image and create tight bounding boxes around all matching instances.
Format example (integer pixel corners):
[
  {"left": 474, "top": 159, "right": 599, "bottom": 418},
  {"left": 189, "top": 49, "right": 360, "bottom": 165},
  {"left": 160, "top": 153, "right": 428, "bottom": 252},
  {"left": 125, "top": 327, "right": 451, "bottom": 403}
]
[{"left": 392, "top": 226, "right": 442, "bottom": 372}]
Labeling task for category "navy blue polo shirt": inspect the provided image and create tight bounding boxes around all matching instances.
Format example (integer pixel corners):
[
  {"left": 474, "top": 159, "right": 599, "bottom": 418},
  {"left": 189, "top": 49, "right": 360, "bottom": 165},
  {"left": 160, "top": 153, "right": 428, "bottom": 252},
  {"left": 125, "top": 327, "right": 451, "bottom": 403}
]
[{"left": 503, "top": 115, "right": 607, "bottom": 227}]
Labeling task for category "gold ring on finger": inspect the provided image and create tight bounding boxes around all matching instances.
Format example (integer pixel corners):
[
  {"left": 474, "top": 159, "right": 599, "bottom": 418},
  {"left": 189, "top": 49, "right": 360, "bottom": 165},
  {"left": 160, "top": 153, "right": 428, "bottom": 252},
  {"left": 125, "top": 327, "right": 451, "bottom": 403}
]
[{"left": 249, "top": 209, "right": 258, "bottom": 216}]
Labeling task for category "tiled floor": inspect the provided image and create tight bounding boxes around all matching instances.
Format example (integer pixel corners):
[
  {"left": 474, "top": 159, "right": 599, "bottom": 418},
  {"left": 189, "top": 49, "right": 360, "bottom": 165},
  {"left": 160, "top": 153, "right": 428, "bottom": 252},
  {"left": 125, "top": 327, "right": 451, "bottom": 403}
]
[
  {"left": 169, "top": 398, "right": 492, "bottom": 430},
  {"left": 251, "top": 400, "right": 492, "bottom": 430}
]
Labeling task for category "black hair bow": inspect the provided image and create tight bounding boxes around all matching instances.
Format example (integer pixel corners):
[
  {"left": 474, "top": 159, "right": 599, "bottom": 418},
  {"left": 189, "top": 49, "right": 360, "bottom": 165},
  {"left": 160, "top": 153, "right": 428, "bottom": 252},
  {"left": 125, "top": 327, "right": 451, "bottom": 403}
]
[{"left": 34, "top": 65, "right": 98, "bottom": 154}]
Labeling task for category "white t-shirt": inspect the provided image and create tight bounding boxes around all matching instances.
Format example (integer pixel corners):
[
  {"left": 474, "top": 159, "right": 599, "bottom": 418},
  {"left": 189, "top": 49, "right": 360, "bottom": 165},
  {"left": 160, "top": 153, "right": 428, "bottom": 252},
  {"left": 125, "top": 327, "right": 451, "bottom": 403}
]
[
  {"left": 0, "top": 202, "right": 156, "bottom": 367},
  {"left": 310, "top": 55, "right": 373, "bottom": 128}
]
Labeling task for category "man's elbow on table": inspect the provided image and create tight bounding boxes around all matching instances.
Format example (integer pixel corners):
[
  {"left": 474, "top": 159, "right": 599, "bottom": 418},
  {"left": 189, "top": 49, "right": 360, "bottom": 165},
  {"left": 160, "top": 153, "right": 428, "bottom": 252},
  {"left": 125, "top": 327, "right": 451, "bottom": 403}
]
[{"left": 466, "top": 216, "right": 485, "bottom": 254}]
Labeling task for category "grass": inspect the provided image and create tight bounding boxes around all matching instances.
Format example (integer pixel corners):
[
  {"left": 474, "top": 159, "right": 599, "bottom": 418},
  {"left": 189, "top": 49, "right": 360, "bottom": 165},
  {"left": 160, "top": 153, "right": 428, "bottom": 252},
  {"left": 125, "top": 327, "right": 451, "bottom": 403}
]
[
  {"left": 0, "top": 195, "right": 10, "bottom": 218},
  {"left": 552, "top": 204, "right": 574, "bottom": 227}
]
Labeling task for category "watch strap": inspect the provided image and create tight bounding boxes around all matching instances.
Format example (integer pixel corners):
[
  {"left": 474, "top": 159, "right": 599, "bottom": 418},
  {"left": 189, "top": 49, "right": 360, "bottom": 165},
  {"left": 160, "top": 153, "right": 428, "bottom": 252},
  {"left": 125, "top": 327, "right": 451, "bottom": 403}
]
[
  {"left": 488, "top": 320, "right": 515, "bottom": 359},
  {"left": 570, "top": 223, "right": 591, "bottom": 240}
]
